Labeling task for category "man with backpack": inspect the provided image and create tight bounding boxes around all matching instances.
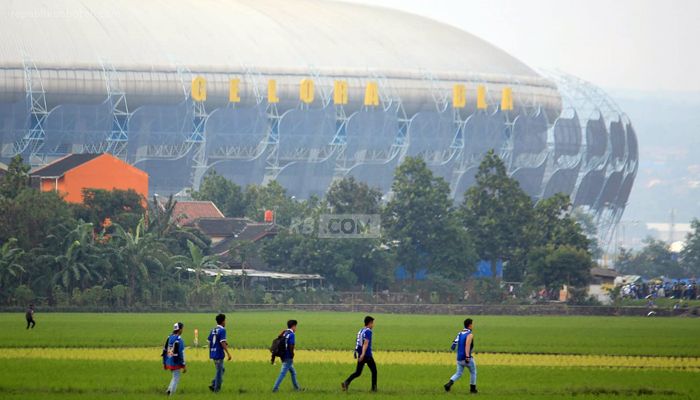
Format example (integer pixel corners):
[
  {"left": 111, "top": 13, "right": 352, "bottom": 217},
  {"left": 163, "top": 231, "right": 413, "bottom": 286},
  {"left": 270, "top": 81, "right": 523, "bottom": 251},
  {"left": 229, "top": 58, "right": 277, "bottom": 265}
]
[
  {"left": 272, "top": 319, "right": 301, "bottom": 392},
  {"left": 162, "top": 322, "right": 187, "bottom": 396},
  {"left": 208, "top": 313, "right": 232, "bottom": 393},
  {"left": 444, "top": 318, "right": 477, "bottom": 394},
  {"left": 341, "top": 315, "right": 377, "bottom": 392}
]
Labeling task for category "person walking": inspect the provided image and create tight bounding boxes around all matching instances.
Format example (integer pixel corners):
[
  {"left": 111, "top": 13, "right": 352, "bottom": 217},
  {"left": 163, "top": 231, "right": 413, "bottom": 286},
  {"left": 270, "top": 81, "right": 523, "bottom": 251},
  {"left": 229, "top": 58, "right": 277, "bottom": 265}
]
[
  {"left": 162, "top": 322, "right": 187, "bottom": 396},
  {"left": 272, "top": 319, "right": 301, "bottom": 392},
  {"left": 208, "top": 313, "right": 232, "bottom": 393},
  {"left": 341, "top": 315, "right": 377, "bottom": 392},
  {"left": 444, "top": 318, "right": 477, "bottom": 394},
  {"left": 25, "top": 304, "right": 35, "bottom": 329}
]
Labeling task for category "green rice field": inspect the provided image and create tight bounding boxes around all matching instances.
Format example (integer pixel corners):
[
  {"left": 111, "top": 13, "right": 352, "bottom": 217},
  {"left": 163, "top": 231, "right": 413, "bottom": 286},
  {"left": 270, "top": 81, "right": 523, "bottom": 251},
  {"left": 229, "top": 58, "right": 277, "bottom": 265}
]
[{"left": 0, "top": 311, "right": 698, "bottom": 399}]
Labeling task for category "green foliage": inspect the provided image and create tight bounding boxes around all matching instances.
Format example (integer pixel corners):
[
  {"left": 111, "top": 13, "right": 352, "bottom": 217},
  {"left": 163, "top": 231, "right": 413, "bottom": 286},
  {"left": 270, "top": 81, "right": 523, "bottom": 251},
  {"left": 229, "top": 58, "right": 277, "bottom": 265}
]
[
  {"left": 326, "top": 176, "right": 382, "bottom": 214},
  {"left": 0, "top": 155, "right": 30, "bottom": 199},
  {"left": 190, "top": 170, "right": 246, "bottom": 217},
  {"left": 526, "top": 245, "right": 593, "bottom": 290},
  {"left": 0, "top": 188, "right": 75, "bottom": 249},
  {"left": 615, "top": 237, "right": 685, "bottom": 278},
  {"left": 73, "top": 188, "right": 145, "bottom": 232},
  {"left": 680, "top": 218, "right": 700, "bottom": 276},
  {"left": 385, "top": 157, "right": 476, "bottom": 280},
  {"left": 0, "top": 238, "right": 25, "bottom": 300},
  {"left": 460, "top": 150, "right": 533, "bottom": 279}
]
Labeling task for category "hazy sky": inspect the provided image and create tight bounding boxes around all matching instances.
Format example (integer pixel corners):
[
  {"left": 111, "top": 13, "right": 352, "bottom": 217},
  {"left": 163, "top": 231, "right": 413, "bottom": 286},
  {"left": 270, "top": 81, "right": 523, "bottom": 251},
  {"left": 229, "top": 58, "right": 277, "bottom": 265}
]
[{"left": 345, "top": 0, "right": 700, "bottom": 93}]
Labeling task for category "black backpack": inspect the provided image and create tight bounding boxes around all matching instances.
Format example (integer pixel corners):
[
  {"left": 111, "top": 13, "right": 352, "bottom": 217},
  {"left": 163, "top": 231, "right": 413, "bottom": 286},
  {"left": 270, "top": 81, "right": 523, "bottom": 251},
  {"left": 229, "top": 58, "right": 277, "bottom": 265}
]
[{"left": 270, "top": 332, "right": 287, "bottom": 364}]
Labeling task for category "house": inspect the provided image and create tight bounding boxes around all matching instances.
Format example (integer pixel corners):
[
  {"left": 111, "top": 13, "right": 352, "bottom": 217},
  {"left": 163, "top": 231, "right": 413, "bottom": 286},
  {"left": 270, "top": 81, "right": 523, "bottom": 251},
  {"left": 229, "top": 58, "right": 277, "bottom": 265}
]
[
  {"left": 30, "top": 153, "right": 148, "bottom": 203},
  {"left": 170, "top": 200, "right": 224, "bottom": 226},
  {"left": 589, "top": 267, "right": 621, "bottom": 304}
]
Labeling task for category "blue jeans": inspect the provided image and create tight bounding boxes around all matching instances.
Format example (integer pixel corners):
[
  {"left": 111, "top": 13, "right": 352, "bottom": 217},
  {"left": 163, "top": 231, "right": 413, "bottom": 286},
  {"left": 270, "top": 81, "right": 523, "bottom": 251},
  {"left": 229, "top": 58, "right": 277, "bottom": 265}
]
[
  {"left": 450, "top": 357, "right": 477, "bottom": 385},
  {"left": 272, "top": 359, "right": 300, "bottom": 392},
  {"left": 167, "top": 369, "right": 181, "bottom": 394},
  {"left": 211, "top": 359, "right": 225, "bottom": 391}
]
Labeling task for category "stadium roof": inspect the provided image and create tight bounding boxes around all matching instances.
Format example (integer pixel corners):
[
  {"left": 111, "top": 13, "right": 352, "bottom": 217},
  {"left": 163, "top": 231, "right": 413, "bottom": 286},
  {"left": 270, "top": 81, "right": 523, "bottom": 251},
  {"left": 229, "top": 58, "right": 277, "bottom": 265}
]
[
  {"left": 0, "top": 0, "right": 561, "bottom": 116},
  {"left": 0, "top": 0, "right": 536, "bottom": 77}
]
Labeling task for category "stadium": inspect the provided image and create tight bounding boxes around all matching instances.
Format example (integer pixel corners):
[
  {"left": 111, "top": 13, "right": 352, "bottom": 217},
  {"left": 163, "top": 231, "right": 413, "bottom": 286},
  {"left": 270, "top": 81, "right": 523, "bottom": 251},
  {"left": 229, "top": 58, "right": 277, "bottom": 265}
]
[{"left": 0, "top": 0, "right": 637, "bottom": 242}]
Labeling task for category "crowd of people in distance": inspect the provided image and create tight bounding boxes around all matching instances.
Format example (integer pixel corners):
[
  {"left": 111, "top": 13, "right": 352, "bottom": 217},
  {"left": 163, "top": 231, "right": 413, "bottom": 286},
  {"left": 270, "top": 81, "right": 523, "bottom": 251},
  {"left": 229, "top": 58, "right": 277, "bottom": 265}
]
[
  {"left": 620, "top": 280, "right": 698, "bottom": 301},
  {"left": 161, "top": 314, "right": 479, "bottom": 396}
]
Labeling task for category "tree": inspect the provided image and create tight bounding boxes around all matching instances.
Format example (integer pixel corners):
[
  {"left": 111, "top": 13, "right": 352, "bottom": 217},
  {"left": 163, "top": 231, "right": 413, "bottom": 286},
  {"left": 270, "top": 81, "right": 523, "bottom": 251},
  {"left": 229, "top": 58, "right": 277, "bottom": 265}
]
[
  {"left": 0, "top": 238, "right": 25, "bottom": 301},
  {"left": 326, "top": 177, "right": 382, "bottom": 214},
  {"left": 191, "top": 170, "right": 247, "bottom": 217},
  {"left": 509, "top": 194, "right": 593, "bottom": 282},
  {"left": 146, "top": 195, "right": 210, "bottom": 255},
  {"left": 244, "top": 181, "right": 307, "bottom": 226},
  {"left": 171, "top": 240, "right": 219, "bottom": 293},
  {"left": 526, "top": 245, "right": 592, "bottom": 290},
  {"left": 460, "top": 151, "right": 533, "bottom": 280},
  {"left": 615, "top": 237, "right": 685, "bottom": 278},
  {"left": 37, "top": 221, "right": 108, "bottom": 292},
  {"left": 680, "top": 219, "right": 700, "bottom": 277},
  {"left": 111, "top": 219, "right": 171, "bottom": 306},
  {"left": 74, "top": 188, "right": 145, "bottom": 232},
  {"left": 0, "top": 155, "right": 30, "bottom": 199},
  {"left": 0, "top": 188, "right": 75, "bottom": 249},
  {"left": 384, "top": 157, "right": 476, "bottom": 280}
]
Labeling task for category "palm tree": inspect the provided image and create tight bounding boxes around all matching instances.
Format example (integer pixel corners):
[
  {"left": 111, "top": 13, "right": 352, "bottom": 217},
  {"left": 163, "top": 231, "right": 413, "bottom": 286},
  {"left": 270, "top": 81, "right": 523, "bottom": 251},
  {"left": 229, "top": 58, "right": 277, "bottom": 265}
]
[
  {"left": 37, "top": 221, "right": 106, "bottom": 293},
  {"left": 111, "top": 218, "right": 170, "bottom": 306},
  {"left": 0, "top": 238, "right": 25, "bottom": 298},
  {"left": 171, "top": 240, "right": 220, "bottom": 293}
]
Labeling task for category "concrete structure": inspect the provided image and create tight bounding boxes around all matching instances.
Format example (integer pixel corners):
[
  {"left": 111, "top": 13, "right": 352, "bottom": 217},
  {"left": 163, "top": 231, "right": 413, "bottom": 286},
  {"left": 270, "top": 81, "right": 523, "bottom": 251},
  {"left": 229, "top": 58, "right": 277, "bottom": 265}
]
[{"left": 0, "top": 0, "right": 638, "bottom": 244}]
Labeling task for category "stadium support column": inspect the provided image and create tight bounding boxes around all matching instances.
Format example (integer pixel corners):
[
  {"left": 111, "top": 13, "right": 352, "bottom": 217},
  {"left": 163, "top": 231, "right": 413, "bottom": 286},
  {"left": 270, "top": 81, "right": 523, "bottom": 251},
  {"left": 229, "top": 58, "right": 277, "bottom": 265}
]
[
  {"left": 102, "top": 62, "right": 130, "bottom": 159},
  {"left": 16, "top": 58, "right": 48, "bottom": 166},
  {"left": 263, "top": 79, "right": 281, "bottom": 184},
  {"left": 189, "top": 76, "right": 208, "bottom": 190}
]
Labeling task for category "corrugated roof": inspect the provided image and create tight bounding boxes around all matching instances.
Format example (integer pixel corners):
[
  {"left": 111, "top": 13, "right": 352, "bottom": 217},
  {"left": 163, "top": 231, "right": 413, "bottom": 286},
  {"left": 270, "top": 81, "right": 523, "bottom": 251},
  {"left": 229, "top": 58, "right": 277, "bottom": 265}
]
[
  {"left": 200, "top": 268, "right": 322, "bottom": 280},
  {"left": 30, "top": 153, "right": 102, "bottom": 177}
]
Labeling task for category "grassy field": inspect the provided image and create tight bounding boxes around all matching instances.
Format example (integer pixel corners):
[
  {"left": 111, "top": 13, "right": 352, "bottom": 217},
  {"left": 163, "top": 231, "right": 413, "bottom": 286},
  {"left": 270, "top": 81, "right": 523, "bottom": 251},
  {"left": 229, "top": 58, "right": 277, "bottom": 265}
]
[{"left": 0, "top": 311, "right": 698, "bottom": 399}]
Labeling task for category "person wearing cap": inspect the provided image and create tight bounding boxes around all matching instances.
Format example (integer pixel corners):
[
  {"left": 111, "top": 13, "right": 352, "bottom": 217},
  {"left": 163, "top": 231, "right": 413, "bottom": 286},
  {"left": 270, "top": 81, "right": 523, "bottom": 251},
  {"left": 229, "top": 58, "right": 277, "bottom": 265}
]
[
  {"left": 162, "top": 322, "right": 187, "bottom": 396},
  {"left": 208, "top": 313, "right": 232, "bottom": 393}
]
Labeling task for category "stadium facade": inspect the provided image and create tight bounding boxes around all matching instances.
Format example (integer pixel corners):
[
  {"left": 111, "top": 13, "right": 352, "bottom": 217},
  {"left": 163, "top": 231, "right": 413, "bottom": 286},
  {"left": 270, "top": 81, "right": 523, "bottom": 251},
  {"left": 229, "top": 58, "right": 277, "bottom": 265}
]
[{"left": 0, "top": 0, "right": 637, "bottom": 243}]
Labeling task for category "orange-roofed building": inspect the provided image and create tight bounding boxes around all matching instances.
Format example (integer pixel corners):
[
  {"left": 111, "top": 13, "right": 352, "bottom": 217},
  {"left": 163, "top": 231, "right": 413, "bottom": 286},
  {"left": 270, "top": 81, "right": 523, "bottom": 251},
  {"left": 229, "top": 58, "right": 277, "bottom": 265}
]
[
  {"left": 30, "top": 153, "right": 148, "bottom": 203},
  {"left": 170, "top": 200, "right": 225, "bottom": 226}
]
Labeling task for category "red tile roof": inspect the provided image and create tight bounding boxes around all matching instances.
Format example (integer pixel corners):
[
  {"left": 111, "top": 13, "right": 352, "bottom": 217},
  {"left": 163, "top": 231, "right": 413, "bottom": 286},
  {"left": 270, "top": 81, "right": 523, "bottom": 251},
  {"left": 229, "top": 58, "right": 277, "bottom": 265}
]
[{"left": 172, "top": 201, "right": 225, "bottom": 226}]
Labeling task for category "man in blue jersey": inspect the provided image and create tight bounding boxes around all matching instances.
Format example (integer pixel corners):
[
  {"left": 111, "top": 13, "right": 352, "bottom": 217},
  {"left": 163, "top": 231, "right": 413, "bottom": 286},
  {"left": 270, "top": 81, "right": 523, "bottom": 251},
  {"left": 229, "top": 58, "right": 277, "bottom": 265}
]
[
  {"left": 162, "top": 322, "right": 187, "bottom": 396},
  {"left": 272, "top": 319, "right": 301, "bottom": 392},
  {"left": 341, "top": 315, "right": 377, "bottom": 392},
  {"left": 208, "top": 313, "right": 232, "bottom": 393},
  {"left": 444, "top": 318, "right": 477, "bottom": 394}
]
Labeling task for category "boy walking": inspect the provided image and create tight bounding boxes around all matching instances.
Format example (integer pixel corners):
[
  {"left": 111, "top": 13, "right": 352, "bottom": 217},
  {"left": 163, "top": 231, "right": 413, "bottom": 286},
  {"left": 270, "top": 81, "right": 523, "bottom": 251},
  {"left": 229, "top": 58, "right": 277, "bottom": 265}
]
[
  {"left": 208, "top": 313, "right": 232, "bottom": 393},
  {"left": 341, "top": 316, "right": 377, "bottom": 392},
  {"left": 162, "top": 322, "right": 187, "bottom": 396},
  {"left": 272, "top": 319, "right": 301, "bottom": 392},
  {"left": 444, "top": 318, "right": 477, "bottom": 394}
]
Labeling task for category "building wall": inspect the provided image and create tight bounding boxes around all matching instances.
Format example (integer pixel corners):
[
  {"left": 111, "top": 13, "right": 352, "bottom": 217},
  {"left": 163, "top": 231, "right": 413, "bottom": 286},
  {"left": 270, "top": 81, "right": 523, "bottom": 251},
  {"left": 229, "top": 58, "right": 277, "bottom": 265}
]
[{"left": 44, "top": 154, "right": 148, "bottom": 203}]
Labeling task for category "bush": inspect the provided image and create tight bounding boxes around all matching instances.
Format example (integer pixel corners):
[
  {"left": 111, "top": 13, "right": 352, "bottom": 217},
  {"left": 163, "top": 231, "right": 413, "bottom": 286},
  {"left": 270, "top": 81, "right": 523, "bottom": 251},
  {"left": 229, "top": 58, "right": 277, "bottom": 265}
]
[{"left": 14, "top": 285, "right": 34, "bottom": 305}]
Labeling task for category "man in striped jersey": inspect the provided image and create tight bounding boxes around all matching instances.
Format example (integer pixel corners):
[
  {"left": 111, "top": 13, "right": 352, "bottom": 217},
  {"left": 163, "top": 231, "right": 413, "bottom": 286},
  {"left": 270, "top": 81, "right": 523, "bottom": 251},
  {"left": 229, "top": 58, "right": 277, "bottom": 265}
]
[{"left": 444, "top": 318, "right": 477, "bottom": 394}]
